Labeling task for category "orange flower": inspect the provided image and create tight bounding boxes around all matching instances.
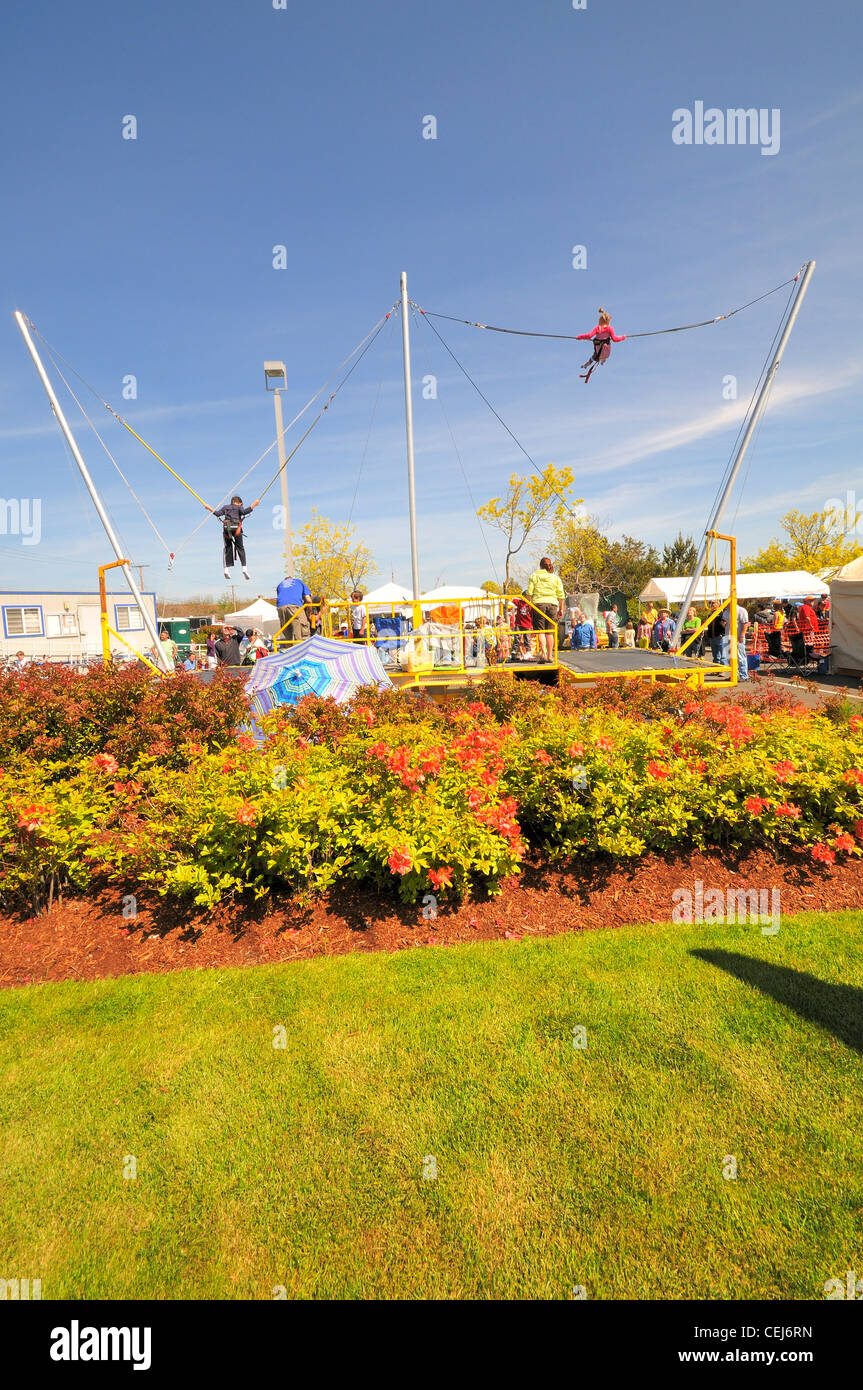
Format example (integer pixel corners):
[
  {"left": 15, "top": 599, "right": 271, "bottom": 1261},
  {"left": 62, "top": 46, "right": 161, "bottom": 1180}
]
[
  {"left": 596, "top": 736, "right": 614, "bottom": 752},
  {"left": 388, "top": 847, "right": 413, "bottom": 875},
  {"left": 811, "top": 843, "right": 835, "bottom": 864},
  {"left": 533, "top": 749, "right": 553, "bottom": 765},
  {"left": 567, "top": 742, "right": 584, "bottom": 758},
  {"left": 235, "top": 801, "right": 258, "bottom": 826},
  {"left": 773, "top": 760, "right": 796, "bottom": 782},
  {"left": 92, "top": 752, "right": 119, "bottom": 775},
  {"left": 236, "top": 733, "right": 256, "bottom": 752},
  {"left": 745, "top": 795, "right": 769, "bottom": 816},
  {"left": 833, "top": 832, "right": 855, "bottom": 852},
  {"left": 429, "top": 866, "right": 453, "bottom": 890},
  {"left": 16, "top": 803, "right": 47, "bottom": 833},
  {"left": 647, "top": 760, "right": 670, "bottom": 779},
  {"left": 843, "top": 769, "right": 863, "bottom": 786},
  {"left": 775, "top": 802, "right": 801, "bottom": 818},
  {"left": 850, "top": 716, "right": 863, "bottom": 731}
]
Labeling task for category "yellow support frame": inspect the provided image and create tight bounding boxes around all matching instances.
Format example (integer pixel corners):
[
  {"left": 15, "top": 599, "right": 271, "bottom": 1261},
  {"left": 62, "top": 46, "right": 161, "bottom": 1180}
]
[{"left": 99, "top": 560, "right": 169, "bottom": 678}]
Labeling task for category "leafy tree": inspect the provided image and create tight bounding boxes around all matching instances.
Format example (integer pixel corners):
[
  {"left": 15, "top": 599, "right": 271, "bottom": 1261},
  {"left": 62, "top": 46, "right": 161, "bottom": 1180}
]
[
  {"left": 741, "top": 508, "right": 863, "bottom": 575},
  {"left": 658, "top": 531, "right": 698, "bottom": 577},
  {"left": 477, "top": 464, "right": 579, "bottom": 589},
  {"left": 549, "top": 516, "right": 660, "bottom": 598},
  {"left": 601, "top": 535, "right": 662, "bottom": 598},
  {"left": 292, "top": 509, "right": 376, "bottom": 598}
]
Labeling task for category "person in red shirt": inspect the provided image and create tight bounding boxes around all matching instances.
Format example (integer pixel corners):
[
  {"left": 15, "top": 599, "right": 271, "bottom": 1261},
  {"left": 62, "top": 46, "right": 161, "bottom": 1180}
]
[
  {"left": 511, "top": 592, "right": 535, "bottom": 660},
  {"left": 797, "top": 597, "right": 820, "bottom": 636},
  {"left": 577, "top": 308, "right": 626, "bottom": 383}
]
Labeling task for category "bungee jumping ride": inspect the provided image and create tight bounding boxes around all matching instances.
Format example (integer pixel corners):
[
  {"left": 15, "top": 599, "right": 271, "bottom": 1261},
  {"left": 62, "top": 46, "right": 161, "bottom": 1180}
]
[{"left": 13, "top": 259, "right": 815, "bottom": 689}]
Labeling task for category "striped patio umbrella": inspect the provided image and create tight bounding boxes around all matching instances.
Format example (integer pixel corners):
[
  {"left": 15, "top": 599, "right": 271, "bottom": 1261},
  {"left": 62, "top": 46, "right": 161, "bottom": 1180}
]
[{"left": 245, "top": 634, "right": 393, "bottom": 716}]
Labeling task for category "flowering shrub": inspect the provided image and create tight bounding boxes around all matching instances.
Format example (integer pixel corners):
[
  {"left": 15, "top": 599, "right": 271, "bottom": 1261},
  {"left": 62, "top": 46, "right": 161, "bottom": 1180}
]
[
  {"left": 1, "top": 675, "right": 861, "bottom": 911},
  {"left": 0, "top": 663, "right": 248, "bottom": 767}
]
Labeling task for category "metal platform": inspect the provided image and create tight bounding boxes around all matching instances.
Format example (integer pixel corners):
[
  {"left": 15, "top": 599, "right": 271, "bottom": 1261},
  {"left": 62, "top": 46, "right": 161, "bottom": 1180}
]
[{"left": 558, "top": 649, "right": 708, "bottom": 675}]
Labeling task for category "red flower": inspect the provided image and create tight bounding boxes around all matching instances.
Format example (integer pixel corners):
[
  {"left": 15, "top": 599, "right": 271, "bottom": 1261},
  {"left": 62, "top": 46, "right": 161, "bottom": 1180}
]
[
  {"left": 354, "top": 704, "right": 376, "bottom": 727},
  {"left": 833, "top": 833, "right": 855, "bottom": 852},
  {"left": 811, "top": 843, "right": 836, "bottom": 864},
  {"left": 468, "top": 701, "right": 491, "bottom": 718},
  {"left": 843, "top": 769, "right": 863, "bottom": 786},
  {"left": 693, "top": 759, "right": 707, "bottom": 773},
  {"left": 855, "top": 821, "right": 863, "bottom": 841},
  {"left": 567, "top": 742, "right": 584, "bottom": 758},
  {"left": 367, "top": 741, "right": 390, "bottom": 761},
  {"left": 850, "top": 716, "right": 863, "bottom": 731},
  {"left": 429, "top": 866, "right": 453, "bottom": 890},
  {"left": 235, "top": 801, "right": 258, "bottom": 826},
  {"left": 16, "top": 803, "right": 47, "bottom": 833},
  {"left": 773, "top": 760, "right": 796, "bottom": 783},
  {"left": 92, "top": 752, "right": 119, "bottom": 775},
  {"left": 388, "top": 847, "right": 413, "bottom": 875},
  {"left": 467, "top": 787, "right": 485, "bottom": 811},
  {"left": 775, "top": 802, "right": 801, "bottom": 818},
  {"left": 419, "top": 747, "right": 445, "bottom": 777},
  {"left": 221, "top": 761, "right": 238, "bottom": 774},
  {"left": 745, "top": 795, "right": 769, "bottom": 816},
  {"left": 236, "top": 733, "right": 256, "bottom": 752},
  {"left": 596, "top": 736, "right": 614, "bottom": 752},
  {"left": 533, "top": 749, "right": 553, "bottom": 765},
  {"left": 647, "top": 760, "right": 670, "bottom": 779}
]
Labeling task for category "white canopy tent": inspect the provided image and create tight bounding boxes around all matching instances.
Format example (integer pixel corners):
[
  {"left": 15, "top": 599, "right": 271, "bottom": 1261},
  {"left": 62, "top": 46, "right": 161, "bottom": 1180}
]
[
  {"left": 362, "top": 581, "right": 414, "bottom": 607},
  {"left": 223, "top": 597, "right": 281, "bottom": 636},
  {"left": 419, "top": 584, "right": 496, "bottom": 603},
  {"left": 640, "top": 570, "right": 829, "bottom": 606},
  {"left": 830, "top": 555, "right": 863, "bottom": 674}
]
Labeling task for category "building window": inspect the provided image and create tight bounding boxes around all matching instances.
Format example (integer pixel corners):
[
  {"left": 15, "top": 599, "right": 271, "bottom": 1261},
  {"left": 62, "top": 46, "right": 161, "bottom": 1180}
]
[
  {"left": 115, "top": 604, "right": 143, "bottom": 632},
  {"left": 2, "top": 605, "right": 44, "bottom": 638}
]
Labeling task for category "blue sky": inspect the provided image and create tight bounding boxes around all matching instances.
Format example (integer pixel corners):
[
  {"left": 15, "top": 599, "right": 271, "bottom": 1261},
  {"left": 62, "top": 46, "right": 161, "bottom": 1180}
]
[{"left": 1, "top": 0, "right": 861, "bottom": 601}]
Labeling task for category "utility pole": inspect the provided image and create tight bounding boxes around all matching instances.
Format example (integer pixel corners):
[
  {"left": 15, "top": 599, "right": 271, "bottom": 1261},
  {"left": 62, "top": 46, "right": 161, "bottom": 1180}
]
[
  {"left": 400, "top": 271, "right": 421, "bottom": 600},
  {"left": 671, "top": 261, "right": 816, "bottom": 649},
  {"left": 265, "top": 362, "right": 293, "bottom": 574},
  {"left": 14, "top": 311, "right": 171, "bottom": 673}
]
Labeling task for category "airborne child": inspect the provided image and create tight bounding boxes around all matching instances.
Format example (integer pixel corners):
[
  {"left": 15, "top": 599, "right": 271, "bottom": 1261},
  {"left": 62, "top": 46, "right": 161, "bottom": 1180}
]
[
  {"left": 206, "top": 495, "right": 260, "bottom": 580},
  {"left": 576, "top": 308, "right": 626, "bottom": 383}
]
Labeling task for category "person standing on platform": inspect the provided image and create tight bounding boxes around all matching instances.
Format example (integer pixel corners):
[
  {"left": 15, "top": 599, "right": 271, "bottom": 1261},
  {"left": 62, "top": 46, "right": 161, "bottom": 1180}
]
[{"left": 527, "top": 558, "right": 564, "bottom": 663}]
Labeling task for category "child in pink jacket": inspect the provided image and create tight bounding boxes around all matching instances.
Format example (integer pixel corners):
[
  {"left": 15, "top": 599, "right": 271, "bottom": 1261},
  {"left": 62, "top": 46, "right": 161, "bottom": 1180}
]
[{"left": 577, "top": 308, "right": 626, "bottom": 382}]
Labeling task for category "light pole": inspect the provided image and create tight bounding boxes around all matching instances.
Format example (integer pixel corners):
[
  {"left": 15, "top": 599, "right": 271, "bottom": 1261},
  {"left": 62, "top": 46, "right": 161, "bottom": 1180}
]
[{"left": 264, "top": 361, "right": 293, "bottom": 574}]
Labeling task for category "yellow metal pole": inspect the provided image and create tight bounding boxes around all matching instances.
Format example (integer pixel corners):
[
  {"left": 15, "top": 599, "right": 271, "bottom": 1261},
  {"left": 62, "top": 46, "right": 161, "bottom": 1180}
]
[{"left": 98, "top": 559, "right": 128, "bottom": 668}]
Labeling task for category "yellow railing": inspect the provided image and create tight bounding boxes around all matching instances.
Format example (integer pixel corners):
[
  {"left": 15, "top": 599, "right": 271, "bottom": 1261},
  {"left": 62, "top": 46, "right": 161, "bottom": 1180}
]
[{"left": 273, "top": 593, "right": 558, "bottom": 677}]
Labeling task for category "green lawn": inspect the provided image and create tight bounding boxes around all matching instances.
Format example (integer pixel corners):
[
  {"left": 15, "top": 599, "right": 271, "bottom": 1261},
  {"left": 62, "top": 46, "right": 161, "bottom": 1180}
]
[{"left": 1, "top": 911, "right": 861, "bottom": 1300}]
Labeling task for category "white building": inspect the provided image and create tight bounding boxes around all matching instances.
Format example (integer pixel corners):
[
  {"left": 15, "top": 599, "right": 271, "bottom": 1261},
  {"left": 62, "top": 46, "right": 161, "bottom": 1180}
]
[{"left": 0, "top": 589, "right": 159, "bottom": 665}]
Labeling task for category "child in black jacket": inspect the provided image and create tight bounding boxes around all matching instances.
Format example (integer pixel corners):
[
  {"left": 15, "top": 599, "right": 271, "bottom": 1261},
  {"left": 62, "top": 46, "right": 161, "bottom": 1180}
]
[{"left": 206, "top": 495, "right": 260, "bottom": 580}]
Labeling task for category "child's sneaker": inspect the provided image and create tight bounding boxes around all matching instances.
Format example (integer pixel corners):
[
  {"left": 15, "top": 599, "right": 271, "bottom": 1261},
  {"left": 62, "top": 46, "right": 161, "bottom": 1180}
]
[
  {"left": 223, "top": 567, "right": 231, "bottom": 579},
  {"left": 242, "top": 567, "right": 250, "bottom": 581}
]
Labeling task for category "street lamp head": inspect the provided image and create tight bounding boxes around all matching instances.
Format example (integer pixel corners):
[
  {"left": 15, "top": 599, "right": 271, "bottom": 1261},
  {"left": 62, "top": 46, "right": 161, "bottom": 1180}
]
[{"left": 264, "top": 361, "right": 287, "bottom": 391}]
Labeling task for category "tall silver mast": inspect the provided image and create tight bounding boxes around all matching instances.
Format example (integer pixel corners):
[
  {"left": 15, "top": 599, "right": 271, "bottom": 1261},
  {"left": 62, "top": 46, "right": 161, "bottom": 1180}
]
[
  {"left": 400, "top": 271, "right": 421, "bottom": 600},
  {"left": 14, "top": 311, "right": 172, "bottom": 672},
  {"left": 670, "top": 260, "right": 816, "bottom": 647}
]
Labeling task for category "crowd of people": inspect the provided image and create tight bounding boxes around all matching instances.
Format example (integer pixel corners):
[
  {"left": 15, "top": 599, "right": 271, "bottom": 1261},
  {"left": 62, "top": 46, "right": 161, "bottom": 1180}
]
[{"left": 145, "top": 559, "right": 832, "bottom": 678}]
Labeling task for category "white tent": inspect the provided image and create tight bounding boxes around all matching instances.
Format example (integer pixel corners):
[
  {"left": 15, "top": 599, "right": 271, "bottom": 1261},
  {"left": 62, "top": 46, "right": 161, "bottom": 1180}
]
[
  {"left": 419, "top": 585, "right": 497, "bottom": 603},
  {"left": 224, "top": 597, "right": 281, "bottom": 635},
  {"left": 829, "top": 555, "right": 863, "bottom": 674},
  {"left": 639, "top": 570, "right": 829, "bottom": 605},
  {"left": 362, "top": 581, "right": 414, "bottom": 607}
]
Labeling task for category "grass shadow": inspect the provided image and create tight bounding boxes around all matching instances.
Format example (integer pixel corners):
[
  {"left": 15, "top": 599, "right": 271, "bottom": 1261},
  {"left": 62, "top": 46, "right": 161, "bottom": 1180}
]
[{"left": 691, "top": 948, "right": 863, "bottom": 1054}]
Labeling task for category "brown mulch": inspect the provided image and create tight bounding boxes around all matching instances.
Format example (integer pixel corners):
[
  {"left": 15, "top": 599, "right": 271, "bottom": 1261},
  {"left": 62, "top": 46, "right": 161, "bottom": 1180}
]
[{"left": 1, "top": 849, "right": 859, "bottom": 990}]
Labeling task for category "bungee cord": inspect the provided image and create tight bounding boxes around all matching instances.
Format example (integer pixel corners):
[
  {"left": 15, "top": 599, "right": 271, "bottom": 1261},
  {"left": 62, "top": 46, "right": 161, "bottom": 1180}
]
[{"left": 411, "top": 269, "right": 804, "bottom": 343}]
